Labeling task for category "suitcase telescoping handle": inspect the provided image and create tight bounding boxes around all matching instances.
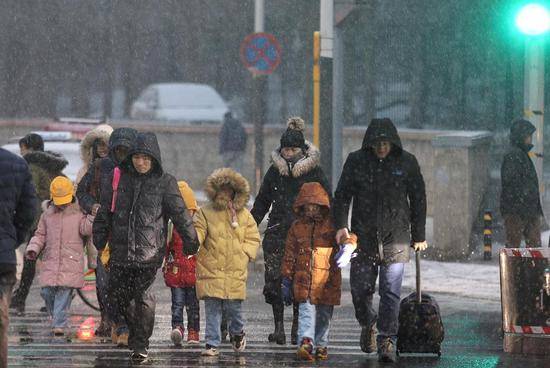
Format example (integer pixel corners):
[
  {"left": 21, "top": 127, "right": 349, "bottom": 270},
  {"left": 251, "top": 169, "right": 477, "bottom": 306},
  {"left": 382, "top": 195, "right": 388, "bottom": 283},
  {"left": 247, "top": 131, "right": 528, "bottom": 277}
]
[{"left": 415, "top": 250, "right": 422, "bottom": 304}]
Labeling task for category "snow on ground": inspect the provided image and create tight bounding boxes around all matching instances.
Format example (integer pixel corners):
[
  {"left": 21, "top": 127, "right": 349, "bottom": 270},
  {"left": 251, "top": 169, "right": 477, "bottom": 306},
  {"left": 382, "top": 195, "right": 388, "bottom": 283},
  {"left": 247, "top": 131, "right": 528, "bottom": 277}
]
[{"left": 342, "top": 260, "right": 501, "bottom": 302}]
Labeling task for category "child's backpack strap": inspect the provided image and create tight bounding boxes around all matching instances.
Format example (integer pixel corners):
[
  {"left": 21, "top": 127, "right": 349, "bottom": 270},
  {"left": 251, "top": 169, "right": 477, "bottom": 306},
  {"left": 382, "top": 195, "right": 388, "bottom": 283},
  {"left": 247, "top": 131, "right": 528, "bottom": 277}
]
[{"left": 110, "top": 167, "right": 121, "bottom": 212}]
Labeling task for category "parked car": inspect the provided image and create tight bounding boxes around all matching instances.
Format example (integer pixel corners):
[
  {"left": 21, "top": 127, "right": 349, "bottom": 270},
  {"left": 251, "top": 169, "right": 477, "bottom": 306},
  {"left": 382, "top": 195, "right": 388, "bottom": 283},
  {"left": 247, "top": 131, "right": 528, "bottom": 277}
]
[
  {"left": 2, "top": 131, "right": 82, "bottom": 181},
  {"left": 130, "top": 83, "right": 229, "bottom": 124}
]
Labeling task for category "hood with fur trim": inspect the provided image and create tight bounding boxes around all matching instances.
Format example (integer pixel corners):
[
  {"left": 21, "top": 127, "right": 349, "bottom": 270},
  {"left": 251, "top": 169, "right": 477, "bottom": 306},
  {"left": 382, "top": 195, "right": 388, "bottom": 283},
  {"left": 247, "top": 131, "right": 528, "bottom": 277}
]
[
  {"left": 271, "top": 140, "right": 321, "bottom": 177},
  {"left": 24, "top": 150, "right": 68, "bottom": 175},
  {"left": 204, "top": 168, "right": 250, "bottom": 211},
  {"left": 80, "top": 124, "right": 113, "bottom": 165}
]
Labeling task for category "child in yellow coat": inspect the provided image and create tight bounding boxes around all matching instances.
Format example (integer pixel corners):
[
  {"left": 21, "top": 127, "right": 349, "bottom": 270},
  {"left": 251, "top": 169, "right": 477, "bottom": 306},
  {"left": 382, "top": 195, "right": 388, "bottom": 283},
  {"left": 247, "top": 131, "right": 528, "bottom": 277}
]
[{"left": 194, "top": 168, "right": 260, "bottom": 356}]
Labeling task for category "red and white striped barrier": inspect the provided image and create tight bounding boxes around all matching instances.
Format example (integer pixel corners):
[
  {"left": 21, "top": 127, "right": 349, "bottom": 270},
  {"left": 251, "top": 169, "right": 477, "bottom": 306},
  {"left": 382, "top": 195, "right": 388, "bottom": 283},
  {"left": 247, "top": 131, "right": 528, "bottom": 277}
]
[
  {"left": 500, "top": 248, "right": 549, "bottom": 259},
  {"left": 509, "top": 325, "right": 550, "bottom": 335}
]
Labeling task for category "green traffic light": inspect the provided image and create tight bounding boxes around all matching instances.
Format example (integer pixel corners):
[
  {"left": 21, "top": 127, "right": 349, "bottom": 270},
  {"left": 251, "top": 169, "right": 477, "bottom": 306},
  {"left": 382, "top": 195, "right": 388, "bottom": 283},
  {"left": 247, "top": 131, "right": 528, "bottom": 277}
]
[{"left": 515, "top": 3, "right": 550, "bottom": 35}]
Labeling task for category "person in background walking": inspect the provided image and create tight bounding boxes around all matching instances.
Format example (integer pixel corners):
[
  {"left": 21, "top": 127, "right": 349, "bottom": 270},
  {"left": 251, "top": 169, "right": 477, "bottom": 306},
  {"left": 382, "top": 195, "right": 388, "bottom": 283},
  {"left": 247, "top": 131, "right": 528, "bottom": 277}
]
[
  {"left": 0, "top": 144, "right": 36, "bottom": 367},
  {"left": 25, "top": 177, "right": 93, "bottom": 336},
  {"left": 500, "top": 118, "right": 544, "bottom": 248},
  {"left": 251, "top": 117, "right": 330, "bottom": 345},
  {"left": 11, "top": 133, "right": 67, "bottom": 315},
  {"left": 219, "top": 111, "right": 247, "bottom": 173}
]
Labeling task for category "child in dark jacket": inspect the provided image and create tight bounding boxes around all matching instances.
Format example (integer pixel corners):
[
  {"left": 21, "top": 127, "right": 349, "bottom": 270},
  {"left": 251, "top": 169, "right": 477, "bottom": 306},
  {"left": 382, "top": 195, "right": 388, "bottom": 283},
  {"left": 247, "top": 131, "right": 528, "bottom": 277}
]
[
  {"left": 164, "top": 181, "right": 200, "bottom": 345},
  {"left": 281, "top": 182, "right": 357, "bottom": 361}
]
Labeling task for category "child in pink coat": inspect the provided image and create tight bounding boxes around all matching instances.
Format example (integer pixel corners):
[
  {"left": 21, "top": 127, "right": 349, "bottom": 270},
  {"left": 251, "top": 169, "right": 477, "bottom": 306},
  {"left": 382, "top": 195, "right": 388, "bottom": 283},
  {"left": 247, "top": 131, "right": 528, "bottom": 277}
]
[{"left": 26, "top": 176, "right": 94, "bottom": 336}]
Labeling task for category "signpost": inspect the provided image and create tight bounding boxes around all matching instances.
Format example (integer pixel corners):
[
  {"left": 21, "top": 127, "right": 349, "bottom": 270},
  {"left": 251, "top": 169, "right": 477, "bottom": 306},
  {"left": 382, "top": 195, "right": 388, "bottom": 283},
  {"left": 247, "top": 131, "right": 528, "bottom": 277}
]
[
  {"left": 240, "top": 33, "right": 282, "bottom": 76},
  {"left": 240, "top": 30, "right": 281, "bottom": 191}
]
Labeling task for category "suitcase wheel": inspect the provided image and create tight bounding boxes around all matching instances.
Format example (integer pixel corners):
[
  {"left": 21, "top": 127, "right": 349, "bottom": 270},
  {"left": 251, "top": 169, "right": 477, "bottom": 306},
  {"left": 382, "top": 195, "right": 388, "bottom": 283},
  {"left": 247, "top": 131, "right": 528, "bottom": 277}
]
[{"left": 437, "top": 351, "right": 441, "bottom": 357}]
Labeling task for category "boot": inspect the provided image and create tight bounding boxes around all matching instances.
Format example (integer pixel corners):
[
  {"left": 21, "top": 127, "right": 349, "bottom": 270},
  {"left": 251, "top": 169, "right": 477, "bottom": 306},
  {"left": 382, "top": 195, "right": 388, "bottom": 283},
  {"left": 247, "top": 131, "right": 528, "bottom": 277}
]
[
  {"left": 360, "top": 323, "right": 377, "bottom": 353},
  {"left": 291, "top": 303, "right": 299, "bottom": 345},
  {"left": 95, "top": 313, "right": 111, "bottom": 337},
  {"left": 267, "top": 303, "right": 286, "bottom": 345},
  {"left": 378, "top": 337, "right": 397, "bottom": 363}
]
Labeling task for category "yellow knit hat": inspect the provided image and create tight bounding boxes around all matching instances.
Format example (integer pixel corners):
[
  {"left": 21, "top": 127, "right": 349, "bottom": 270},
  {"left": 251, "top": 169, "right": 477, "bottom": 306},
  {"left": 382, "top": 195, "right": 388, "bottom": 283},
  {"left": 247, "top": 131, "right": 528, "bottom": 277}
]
[
  {"left": 50, "top": 176, "right": 74, "bottom": 206},
  {"left": 178, "top": 181, "right": 198, "bottom": 211}
]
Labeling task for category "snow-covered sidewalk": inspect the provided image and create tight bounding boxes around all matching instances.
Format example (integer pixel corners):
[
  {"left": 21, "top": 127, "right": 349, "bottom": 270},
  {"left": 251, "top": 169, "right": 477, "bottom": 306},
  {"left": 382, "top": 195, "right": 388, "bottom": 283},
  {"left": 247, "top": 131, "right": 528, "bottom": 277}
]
[{"left": 342, "top": 260, "right": 501, "bottom": 302}]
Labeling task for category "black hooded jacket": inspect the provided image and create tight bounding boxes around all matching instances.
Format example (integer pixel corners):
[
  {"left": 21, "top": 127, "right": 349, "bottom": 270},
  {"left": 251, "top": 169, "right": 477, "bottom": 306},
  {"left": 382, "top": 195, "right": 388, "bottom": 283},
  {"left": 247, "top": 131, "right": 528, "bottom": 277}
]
[
  {"left": 219, "top": 115, "right": 247, "bottom": 154},
  {"left": 93, "top": 132, "right": 199, "bottom": 267},
  {"left": 24, "top": 150, "right": 68, "bottom": 201},
  {"left": 500, "top": 119, "right": 543, "bottom": 218},
  {"left": 333, "top": 118, "right": 426, "bottom": 264},
  {"left": 76, "top": 127, "right": 137, "bottom": 214},
  {"left": 251, "top": 141, "right": 330, "bottom": 253}
]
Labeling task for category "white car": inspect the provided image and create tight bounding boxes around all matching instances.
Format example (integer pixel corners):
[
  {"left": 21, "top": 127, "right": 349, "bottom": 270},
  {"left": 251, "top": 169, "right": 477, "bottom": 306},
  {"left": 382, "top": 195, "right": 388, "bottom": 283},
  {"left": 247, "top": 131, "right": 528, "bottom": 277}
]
[{"left": 130, "top": 83, "right": 229, "bottom": 124}]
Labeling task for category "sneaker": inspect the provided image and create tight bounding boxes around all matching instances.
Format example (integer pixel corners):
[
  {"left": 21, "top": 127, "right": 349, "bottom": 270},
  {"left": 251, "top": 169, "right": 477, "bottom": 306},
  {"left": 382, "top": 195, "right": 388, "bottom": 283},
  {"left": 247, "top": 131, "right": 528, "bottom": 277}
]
[
  {"left": 315, "top": 346, "right": 328, "bottom": 360},
  {"left": 52, "top": 328, "right": 65, "bottom": 336},
  {"left": 15, "top": 305, "right": 25, "bottom": 316},
  {"left": 360, "top": 323, "right": 377, "bottom": 353},
  {"left": 201, "top": 344, "right": 219, "bottom": 356},
  {"left": 296, "top": 338, "right": 314, "bottom": 361},
  {"left": 187, "top": 329, "right": 200, "bottom": 344},
  {"left": 130, "top": 348, "right": 148, "bottom": 362},
  {"left": 170, "top": 326, "right": 184, "bottom": 346},
  {"left": 378, "top": 338, "right": 397, "bottom": 363},
  {"left": 232, "top": 332, "right": 246, "bottom": 352}
]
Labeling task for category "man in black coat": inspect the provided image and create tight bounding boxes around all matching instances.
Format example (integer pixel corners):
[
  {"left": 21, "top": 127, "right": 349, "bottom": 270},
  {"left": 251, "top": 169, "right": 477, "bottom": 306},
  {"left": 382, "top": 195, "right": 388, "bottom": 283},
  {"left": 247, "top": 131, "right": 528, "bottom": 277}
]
[
  {"left": 10, "top": 134, "right": 67, "bottom": 315},
  {"left": 500, "top": 118, "right": 543, "bottom": 247},
  {"left": 77, "top": 127, "right": 137, "bottom": 342},
  {"left": 333, "top": 118, "right": 427, "bottom": 363},
  {"left": 219, "top": 112, "right": 247, "bottom": 173},
  {"left": 0, "top": 147, "right": 36, "bottom": 366},
  {"left": 93, "top": 132, "right": 199, "bottom": 361}
]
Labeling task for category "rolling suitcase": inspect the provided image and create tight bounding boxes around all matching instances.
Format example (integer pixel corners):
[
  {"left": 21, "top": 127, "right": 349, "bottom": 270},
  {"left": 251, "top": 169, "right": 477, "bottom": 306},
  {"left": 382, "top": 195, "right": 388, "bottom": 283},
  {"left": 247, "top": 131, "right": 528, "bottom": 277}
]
[{"left": 397, "top": 251, "right": 444, "bottom": 356}]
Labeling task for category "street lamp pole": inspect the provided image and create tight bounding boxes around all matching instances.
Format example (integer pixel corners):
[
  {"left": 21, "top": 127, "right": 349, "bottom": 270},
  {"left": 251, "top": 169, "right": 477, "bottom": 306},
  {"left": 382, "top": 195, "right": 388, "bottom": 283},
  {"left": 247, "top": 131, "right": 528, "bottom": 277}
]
[
  {"left": 515, "top": 3, "right": 550, "bottom": 190},
  {"left": 524, "top": 37, "right": 545, "bottom": 185}
]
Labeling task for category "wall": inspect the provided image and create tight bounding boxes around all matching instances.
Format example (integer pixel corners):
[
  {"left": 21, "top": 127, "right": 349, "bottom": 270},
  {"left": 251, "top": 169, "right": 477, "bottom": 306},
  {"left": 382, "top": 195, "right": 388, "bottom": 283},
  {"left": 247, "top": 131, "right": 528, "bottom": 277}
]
[{"left": 0, "top": 120, "right": 493, "bottom": 260}]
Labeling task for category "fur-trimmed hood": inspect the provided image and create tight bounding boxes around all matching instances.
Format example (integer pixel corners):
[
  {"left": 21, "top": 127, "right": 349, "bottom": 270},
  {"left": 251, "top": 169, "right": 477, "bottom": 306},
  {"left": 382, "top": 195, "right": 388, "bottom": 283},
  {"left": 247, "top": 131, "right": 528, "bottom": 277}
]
[
  {"left": 205, "top": 168, "right": 250, "bottom": 211},
  {"left": 271, "top": 140, "right": 321, "bottom": 177},
  {"left": 24, "top": 150, "right": 68, "bottom": 175},
  {"left": 80, "top": 124, "right": 113, "bottom": 165}
]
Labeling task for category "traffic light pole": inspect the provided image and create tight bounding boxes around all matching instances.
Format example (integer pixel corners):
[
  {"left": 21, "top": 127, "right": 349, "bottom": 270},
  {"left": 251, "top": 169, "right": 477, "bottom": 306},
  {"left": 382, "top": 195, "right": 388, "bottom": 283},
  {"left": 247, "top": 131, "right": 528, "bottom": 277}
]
[
  {"left": 524, "top": 37, "right": 545, "bottom": 192},
  {"left": 320, "top": 0, "right": 334, "bottom": 184}
]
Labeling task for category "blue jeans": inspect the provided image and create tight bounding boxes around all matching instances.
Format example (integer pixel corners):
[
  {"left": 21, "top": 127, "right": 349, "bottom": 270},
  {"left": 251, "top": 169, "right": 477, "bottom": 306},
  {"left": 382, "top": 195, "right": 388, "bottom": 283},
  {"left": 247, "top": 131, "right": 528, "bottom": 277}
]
[
  {"left": 171, "top": 287, "right": 200, "bottom": 331},
  {"left": 204, "top": 298, "right": 244, "bottom": 347},
  {"left": 350, "top": 256, "right": 404, "bottom": 344},
  {"left": 297, "top": 300, "right": 334, "bottom": 348},
  {"left": 41, "top": 286, "right": 74, "bottom": 328}
]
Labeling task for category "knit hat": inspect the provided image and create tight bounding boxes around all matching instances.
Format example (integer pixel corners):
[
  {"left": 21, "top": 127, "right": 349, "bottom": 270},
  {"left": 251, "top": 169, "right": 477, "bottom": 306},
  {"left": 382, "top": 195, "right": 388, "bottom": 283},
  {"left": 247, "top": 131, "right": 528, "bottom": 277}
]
[
  {"left": 178, "top": 181, "right": 198, "bottom": 211},
  {"left": 50, "top": 176, "right": 74, "bottom": 206},
  {"left": 280, "top": 117, "right": 306, "bottom": 149}
]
